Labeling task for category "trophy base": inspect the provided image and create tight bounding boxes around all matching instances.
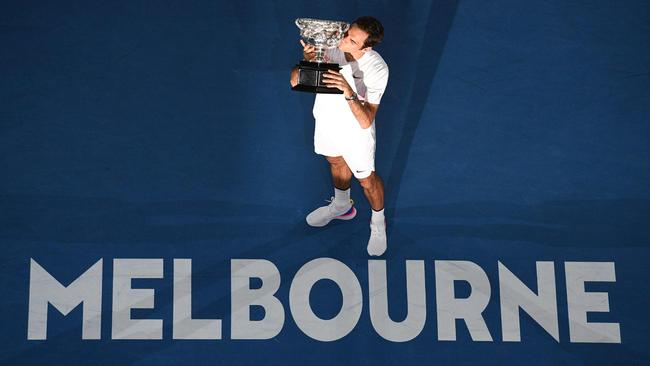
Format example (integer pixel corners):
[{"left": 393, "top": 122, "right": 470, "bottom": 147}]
[
  {"left": 292, "top": 84, "right": 343, "bottom": 94},
  {"left": 292, "top": 61, "right": 343, "bottom": 94}
]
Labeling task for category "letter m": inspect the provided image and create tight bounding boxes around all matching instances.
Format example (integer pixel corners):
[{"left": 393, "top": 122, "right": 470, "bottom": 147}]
[{"left": 28, "top": 259, "right": 103, "bottom": 340}]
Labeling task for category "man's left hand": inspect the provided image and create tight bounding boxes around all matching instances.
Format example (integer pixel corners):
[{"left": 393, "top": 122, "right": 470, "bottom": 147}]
[{"left": 322, "top": 69, "right": 354, "bottom": 97}]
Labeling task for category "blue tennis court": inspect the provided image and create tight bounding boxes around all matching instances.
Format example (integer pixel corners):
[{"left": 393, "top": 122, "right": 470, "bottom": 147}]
[{"left": 1, "top": 0, "right": 649, "bottom": 364}]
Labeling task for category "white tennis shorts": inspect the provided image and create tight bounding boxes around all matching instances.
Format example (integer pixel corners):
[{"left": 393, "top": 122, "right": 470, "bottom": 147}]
[{"left": 314, "top": 118, "right": 376, "bottom": 179}]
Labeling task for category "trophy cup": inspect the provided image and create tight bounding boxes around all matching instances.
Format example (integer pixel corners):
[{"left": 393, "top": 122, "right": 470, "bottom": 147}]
[{"left": 292, "top": 18, "right": 350, "bottom": 94}]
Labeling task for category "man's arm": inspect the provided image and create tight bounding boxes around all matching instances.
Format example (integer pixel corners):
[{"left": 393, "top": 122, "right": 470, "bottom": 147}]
[
  {"left": 290, "top": 66, "right": 299, "bottom": 87},
  {"left": 290, "top": 40, "right": 316, "bottom": 87},
  {"left": 322, "top": 69, "right": 379, "bottom": 129},
  {"left": 344, "top": 98, "right": 379, "bottom": 130}
]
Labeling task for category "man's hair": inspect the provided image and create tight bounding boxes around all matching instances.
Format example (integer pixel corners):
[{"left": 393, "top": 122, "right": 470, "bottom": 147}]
[{"left": 352, "top": 16, "right": 384, "bottom": 49}]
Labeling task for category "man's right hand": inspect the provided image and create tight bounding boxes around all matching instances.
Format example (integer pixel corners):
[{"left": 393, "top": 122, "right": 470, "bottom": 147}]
[{"left": 300, "top": 40, "right": 316, "bottom": 61}]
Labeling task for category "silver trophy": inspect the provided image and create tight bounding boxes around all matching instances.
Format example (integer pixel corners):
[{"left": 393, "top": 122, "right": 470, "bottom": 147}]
[{"left": 292, "top": 18, "right": 350, "bottom": 94}]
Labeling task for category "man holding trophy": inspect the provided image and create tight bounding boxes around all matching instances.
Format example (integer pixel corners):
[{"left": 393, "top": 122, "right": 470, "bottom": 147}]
[{"left": 290, "top": 16, "right": 389, "bottom": 256}]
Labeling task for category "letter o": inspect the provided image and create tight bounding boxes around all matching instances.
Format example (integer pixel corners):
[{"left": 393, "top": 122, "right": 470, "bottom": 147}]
[{"left": 289, "top": 258, "right": 362, "bottom": 341}]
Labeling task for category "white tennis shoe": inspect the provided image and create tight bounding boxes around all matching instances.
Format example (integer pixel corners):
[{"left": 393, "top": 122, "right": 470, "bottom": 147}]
[
  {"left": 367, "top": 220, "right": 387, "bottom": 256},
  {"left": 306, "top": 197, "right": 357, "bottom": 227}
]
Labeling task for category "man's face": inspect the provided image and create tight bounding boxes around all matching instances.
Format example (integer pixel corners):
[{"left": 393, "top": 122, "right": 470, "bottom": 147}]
[{"left": 338, "top": 24, "right": 369, "bottom": 53}]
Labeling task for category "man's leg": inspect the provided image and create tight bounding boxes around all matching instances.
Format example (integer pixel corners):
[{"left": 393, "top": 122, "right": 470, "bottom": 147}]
[
  {"left": 357, "top": 172, "right": 384, "bottom": 211},
  {"left": 326, "top": 156, "right": 353, "bottom": 190},
  {"left": 305, "top": 156, "right": 357, "bottom": 227},
  {"left": 358, "top": 172, "right": 387, "bottom": 256}
]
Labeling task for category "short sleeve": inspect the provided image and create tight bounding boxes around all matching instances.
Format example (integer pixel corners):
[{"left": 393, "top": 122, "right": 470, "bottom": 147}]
[{"left": 365, "top": 65, "right": 389, "bottom": 105}]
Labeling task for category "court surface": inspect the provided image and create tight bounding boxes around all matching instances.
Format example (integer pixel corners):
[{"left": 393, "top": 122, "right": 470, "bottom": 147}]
[{"left": 1, "top": 1, "right": 649, "bottom": 365}]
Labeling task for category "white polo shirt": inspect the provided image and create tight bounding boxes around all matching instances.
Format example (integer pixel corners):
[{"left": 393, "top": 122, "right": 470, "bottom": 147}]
[
  {"left": 311, "top": 47, "right": 389, "bottom": 177},
  {"left": 313, "top": 47, "right": 389, "bottom": 121}
]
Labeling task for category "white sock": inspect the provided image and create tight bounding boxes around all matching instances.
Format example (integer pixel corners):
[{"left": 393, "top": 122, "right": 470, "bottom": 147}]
[
  {"left": 371, "top": 208, "right": 385, "bottom": 225},
  {"left": 334, "top": 187, "right": 351, "bottom": 208}
]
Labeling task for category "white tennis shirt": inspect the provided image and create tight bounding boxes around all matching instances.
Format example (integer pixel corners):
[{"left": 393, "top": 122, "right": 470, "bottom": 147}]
[{"left": 312, "top": 48, "right": 389, "bottom": 127}]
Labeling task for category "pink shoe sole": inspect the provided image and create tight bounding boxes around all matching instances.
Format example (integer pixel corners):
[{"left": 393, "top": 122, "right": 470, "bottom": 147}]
[{"left": 335, "top": 206, "right": 357, "bottom": 220}]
